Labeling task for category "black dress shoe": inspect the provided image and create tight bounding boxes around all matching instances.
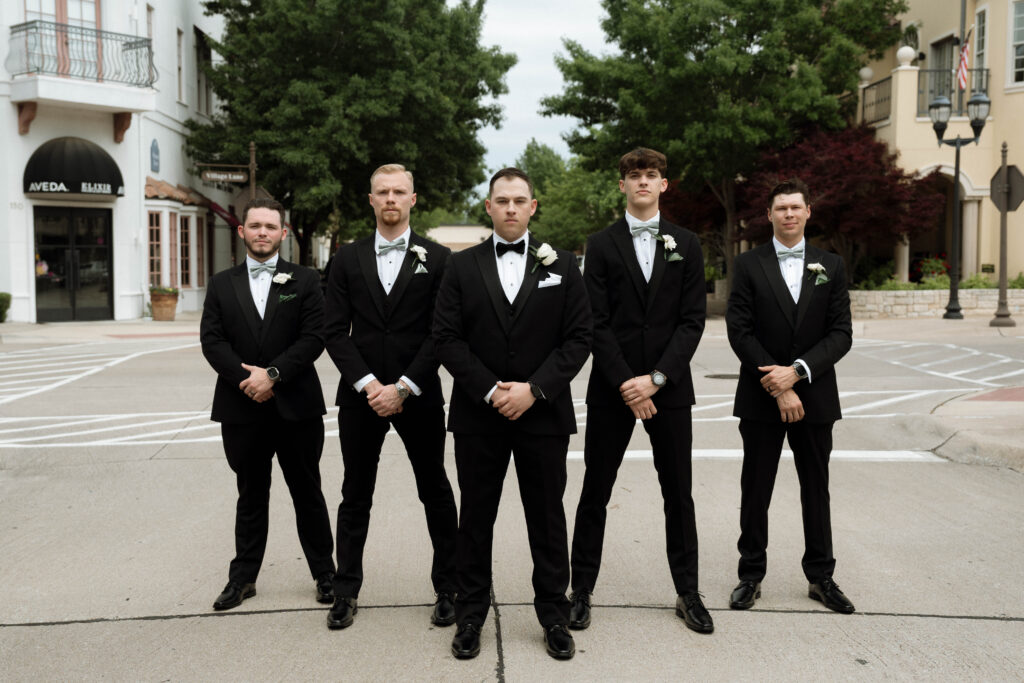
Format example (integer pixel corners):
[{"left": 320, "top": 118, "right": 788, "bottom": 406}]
[
  {"left": 212, "top": 581, "right": 255, "bottom": 611},
  {"left": 809, "top": 578, "right": 855, "bottom": 614},
  {"left": 544, "top": 624, "right": 575, "bottom": 660},
  {"left": 729, "top": 580, "right": 761, "bottom": 610},
  {"left": 675, "top": 592, "right": 714, "bottom": 633},
  {"left": 431, "top": 592, "right": 456, "bottom": 626},
  {"left": 451, "top": 623, "right": 481, "bottom": 659},
  {"left": 568, "top": 590, "right": 591, "bottom": 630},
  {"left": 315, "top": 572, "right": 335, "bottom": 604},
  {"left": 326, "top": 597, "right": 357, "bottom": 629}
]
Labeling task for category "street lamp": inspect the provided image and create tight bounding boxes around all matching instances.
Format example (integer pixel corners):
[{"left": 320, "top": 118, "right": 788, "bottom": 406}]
[{"left": 928, "top": 92, "right": 991, "bottom": 319}]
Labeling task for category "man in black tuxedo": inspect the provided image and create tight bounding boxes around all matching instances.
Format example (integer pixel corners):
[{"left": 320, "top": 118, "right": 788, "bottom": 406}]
[
  {"left": 434, "top": 168, "right": 592, "bottom": 661},
  {"left": 569, "top": 148, "right": 713, "bottom": 634},
  {"left": 323, "top": 164, "right": 458, "bottom": 630},
  {"left": 200, "top": 198, "right": 336, "bottom": 611},
  {"left": 725, "top": 177, "right": 855, "bottom": 614}
]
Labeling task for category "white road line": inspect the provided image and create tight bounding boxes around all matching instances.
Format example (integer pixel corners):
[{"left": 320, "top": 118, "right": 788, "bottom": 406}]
[
  {"left": 947, "top": 359, "right": 1011, "bottom": 376},
  {"left": 978, "top": 368, "right": 1024, "bottom": 382},
  {"left": 0, "top": 416, "right": 215, "bottom": 445},
  {"left": 917, "top": 351, "right": 980, "bottom": 368},
  {"left": 843, "top": 390, "right": 942, "bottom": 413},
  {"left": 566, "top": 449, "right": 943, "bottom": 462},
  {"left": 0, "top": 342, "right": 201, "bottom": 405}
]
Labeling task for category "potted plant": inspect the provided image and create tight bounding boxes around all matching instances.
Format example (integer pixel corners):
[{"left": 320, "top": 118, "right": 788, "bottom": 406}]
[{"left": 149, "top": 285, "right": 180, "bottom": 321}]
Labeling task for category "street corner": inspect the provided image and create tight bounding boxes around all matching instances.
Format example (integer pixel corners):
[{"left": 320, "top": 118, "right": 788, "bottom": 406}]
[{"left": 932, "top": 386, "right": 1024, "bottom": 472}]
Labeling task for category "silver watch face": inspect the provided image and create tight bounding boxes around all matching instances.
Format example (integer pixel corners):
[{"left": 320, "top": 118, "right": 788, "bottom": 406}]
[{"left": 651, "top": 371, "right": 666, "bottom": 386}]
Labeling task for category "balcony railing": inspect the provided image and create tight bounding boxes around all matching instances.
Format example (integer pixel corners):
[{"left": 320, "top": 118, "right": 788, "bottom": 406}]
[
  {"left": 862, "top": 76, "right": 892, "bottom": 125},
  {"left": 5, "top": 20, "right": 157, "bottom": 87},
  {"left": 917, "top": 68, "right": 988, "bottom": 116}
]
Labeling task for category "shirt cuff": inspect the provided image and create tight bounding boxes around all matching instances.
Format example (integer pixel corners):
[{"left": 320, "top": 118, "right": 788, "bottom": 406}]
[
  {"left": 399, "top": 375, "right": 422, "bottom": 397},
  {"left": 794, "top": 359, "right": 812, "bottom": 384},
  {"left": 484, "top": 384, "right": 498, "bottom": 404},
  {"left": 353, "top": 374, "right": 376, "bottom": 393}
]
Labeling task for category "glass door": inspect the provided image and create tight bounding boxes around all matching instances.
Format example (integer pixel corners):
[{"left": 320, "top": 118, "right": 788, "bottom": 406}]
[{"left": 34, "top": 206, "right": 113, "bottom": 321}]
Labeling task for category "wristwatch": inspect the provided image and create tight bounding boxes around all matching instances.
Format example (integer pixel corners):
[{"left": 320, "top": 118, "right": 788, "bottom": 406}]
[
  {"left": 266, "top": 366, "right": 280, "bottom": 382},
  {"left": 529, "top": 382, "right": 545, "bottom": 400},
  {"left": 650, "top": 370, "right": 667, "bottom": 387},
  {"left": 394, "top": 382, "right": 410, "bottom": 400},
  {"left": 792, "top": 363, "right": 808, "bottom": 380}
]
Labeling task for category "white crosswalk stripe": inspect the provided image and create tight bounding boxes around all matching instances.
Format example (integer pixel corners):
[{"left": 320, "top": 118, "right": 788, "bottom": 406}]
[{"left": 850, "top": 338, "right": 1024, "bottom": 387}]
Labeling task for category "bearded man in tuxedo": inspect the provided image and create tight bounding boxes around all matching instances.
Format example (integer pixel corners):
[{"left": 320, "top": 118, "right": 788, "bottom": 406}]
[
  {"left": 725, "top": 177, "right": 855, "bottom": 614},
  {"left": 323, "top": 164, "right": 458, "bottom": 630},
  {"left": 200, "top": 197, "right": 336, "bottom": 611},
  {"left": 434, "top": 168, "right": 592, "bottom": 661}
]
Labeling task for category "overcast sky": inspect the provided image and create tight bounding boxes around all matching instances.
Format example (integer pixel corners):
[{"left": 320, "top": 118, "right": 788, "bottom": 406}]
[{"left": 474, "top": 0, "right": 613, "bottom": 178}]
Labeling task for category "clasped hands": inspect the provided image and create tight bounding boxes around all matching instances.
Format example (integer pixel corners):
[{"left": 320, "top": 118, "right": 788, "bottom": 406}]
[
  {"left": 759, "top": 364, "right": 804, "bottom": 423},
  {"left": 492, "top": 381, "right": 535, "bottom": 421},
  {"left": 619, "top": 375, "right": 659, "bottom": 420},
  {"left": 363, "top": 379, "right": 408, "bottom": 418},
  {"left": 239, "top": 363, "right": 275, "bottom": 403}
]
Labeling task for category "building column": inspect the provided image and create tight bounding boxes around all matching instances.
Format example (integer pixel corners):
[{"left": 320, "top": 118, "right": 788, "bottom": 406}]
[
  {"left": 894, "top": 234, "right": 910, "bottom": 282},
  {"left": 961, "top": 199, "right": 979, "bottom": 279}
]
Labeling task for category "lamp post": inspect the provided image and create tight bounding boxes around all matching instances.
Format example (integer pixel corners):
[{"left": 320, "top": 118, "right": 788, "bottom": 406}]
[{"left": 928, "top": 92, "right": 991, "bottom": 319}]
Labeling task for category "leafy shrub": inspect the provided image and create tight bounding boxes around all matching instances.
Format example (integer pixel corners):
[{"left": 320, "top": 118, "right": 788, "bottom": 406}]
[
  {"left": 873, "top": 278, "right": 919, "bottom": 291},
  {"left": 1009, "top": 272, "right": 1024, "bottom": 289},
  {"left": 960, "top": 273, "right": 995, "bottom": 289}
]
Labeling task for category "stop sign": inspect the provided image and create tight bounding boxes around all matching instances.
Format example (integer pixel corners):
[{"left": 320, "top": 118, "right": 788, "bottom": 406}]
[{"left": 990, "top": 164, "right": 1024, "bottom": 212}]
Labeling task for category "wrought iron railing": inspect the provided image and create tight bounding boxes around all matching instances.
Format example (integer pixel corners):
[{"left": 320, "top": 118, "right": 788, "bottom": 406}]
[
  {"left": 5, "top": 20, "right": 157, "bottom": 87},
  {"left": 861, "top": 76, "right": 892, "bottom": 125},
  {"left": 917, "top": 68, "right": 989, "bottom": 116}
]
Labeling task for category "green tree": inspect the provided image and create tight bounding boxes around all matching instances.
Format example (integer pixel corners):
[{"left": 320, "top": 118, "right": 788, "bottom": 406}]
[
  {"left": 542, "top": 0, "right": 906, "bottom": 285},
  {"left": 515, "top": 139, "right": 567, "bottom": 195},
  {"left": 530, "top": 160, "right": 622, "bottom": 252},
  {"left": 187, "top": 0, "right": 515, "bottom": 263}
]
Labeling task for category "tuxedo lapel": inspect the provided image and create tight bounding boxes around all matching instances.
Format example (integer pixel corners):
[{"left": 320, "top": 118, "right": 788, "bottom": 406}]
[
  {"left": 609, "top": 220, "right": 648, "bottom": 302},
  {"left": 509, "top": 237, "right": 541, "bottom": 323},
  {"left": 260, "top": 259, "right": 292, "bottom": 339},
  {"left": 230, "top": 265, "right": 262, "bottom": 342},
  {"left": 356, "top": 237, "right": 387, "bottom": 319},
  {"left": 386, "top": 237, "right": 420, "bottom": 310},
  {"left": 757, "top": 244, "right": 797, "bottom": 327},
  {"left": 473, "top": 241, "right": 513, "bottom": 335},
  {"left": 794, "top": 246, "right": 822, "bottom": 331}
]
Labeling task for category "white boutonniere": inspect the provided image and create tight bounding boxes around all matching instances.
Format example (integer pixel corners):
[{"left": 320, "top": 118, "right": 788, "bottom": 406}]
[
  {"left": 807, "top": 262, "right": 829, "bottom": 285},
  {"left": 409, "top": 245, "right": 427, "bottom": 263},
  {"left": 272, "top": 272, "right": 293, "bottom": 285},
  {"left": 530, "top": 242, "right": 558, "bottom": 273},
  {"left": 655, "top": 234, "right": 683, "bottom": 262}
]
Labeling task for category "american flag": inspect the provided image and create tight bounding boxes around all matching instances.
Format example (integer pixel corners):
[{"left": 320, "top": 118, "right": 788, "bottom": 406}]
[{"left": 957, "top": 28, "right": 973, "bottom": 91}]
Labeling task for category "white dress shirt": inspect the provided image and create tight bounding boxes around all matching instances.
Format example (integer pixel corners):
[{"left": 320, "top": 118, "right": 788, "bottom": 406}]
[
  {"left": 772, "top": 236, "right": 812, "bottom": 383},
  {"left": 625, "top": 211, "right": 659, "bottom": 282},
  {"left": 245, "top": 254, "right": 279, "bottom": 319},
  {"left": 352, "top": 226, "right": 421, "bottom": 397},
  {"left": 484, "top": 231, "right": 529, "bottom": 403}
]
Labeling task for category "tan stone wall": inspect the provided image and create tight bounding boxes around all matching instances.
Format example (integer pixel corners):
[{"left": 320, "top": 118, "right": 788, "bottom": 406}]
[{"left": 850, "top": 289, "right": 1024, "bottom": 318}]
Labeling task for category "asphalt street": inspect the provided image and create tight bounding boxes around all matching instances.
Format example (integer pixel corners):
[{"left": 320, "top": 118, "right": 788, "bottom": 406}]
[{"left": 0, "top": 312, "right": 1022, "bottom": 681}]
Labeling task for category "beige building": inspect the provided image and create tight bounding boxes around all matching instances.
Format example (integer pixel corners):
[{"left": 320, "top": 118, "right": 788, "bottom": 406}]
[
  {"left": 426, "top": 223, "right": 492, "bottom": 252},
  {"left": 856, "top": 0, "right": 1024, "bottom": 282}
]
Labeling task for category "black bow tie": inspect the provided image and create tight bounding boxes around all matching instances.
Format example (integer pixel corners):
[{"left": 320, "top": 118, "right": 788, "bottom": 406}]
[{"left": 495, "top": 241, "right": 526, "bottom": 257}]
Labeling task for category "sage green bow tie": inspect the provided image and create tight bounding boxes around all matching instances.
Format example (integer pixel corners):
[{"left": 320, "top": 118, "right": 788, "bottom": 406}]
[
  {"left": 630, "top": 221, "right": 659, "bottom": 237},
  {"left": 377, "top": 238, "right": 407, "bottom": 255},
  {"left": 776, "top": 246, "right": 805, "bottom": 261},
  {"left": 249, "top": 263, "right": 276, "bottom": 278}
]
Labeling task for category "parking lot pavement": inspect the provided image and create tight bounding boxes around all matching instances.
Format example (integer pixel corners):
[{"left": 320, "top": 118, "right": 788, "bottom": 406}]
[{"left": 1, "top": 313, "right": 1022, "bottom": 680}]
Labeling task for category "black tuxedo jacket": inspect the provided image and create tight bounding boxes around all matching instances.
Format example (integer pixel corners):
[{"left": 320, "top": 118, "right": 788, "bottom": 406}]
[
  {"left": 433, "top": 237, "right": 592, "bottom": 436},
  {"left": 726, "top": 243, "right": 852, "bottom": 423},
  {"left": 584, "top": 218, "right": 706, "bottom": 408},
  {"left": 200, "top": 259, "right": 327, "bottom": 424},
  {"left": 324, "top": 231, "right": 450, "bottom": 408}
]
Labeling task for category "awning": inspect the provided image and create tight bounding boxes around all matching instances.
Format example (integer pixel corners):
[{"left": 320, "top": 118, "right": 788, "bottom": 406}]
[
  {"left": 208, "top": 201, "right": 241, "bottom": 228},
  {"left": 24, "top": 137, "right": 125, "bottom": 200}
]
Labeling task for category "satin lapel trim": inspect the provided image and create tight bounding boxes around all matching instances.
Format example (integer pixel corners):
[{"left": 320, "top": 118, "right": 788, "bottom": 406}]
[
  {"left": 230, "top": 265, "right": 262, "bottom": 342},
  {"left": 474, "top": 242, "right": 512, "bottom": 335},
  {"left": 260, "top": 260, "right": 290, "bottom": 338},
  {"left": 386, "top": 238, "right": 419, "bottom": 310},
  {"left": 757, "top": 245, "right": 797, "bottom": 327},
  {"left": 794, "top": 246, "right": 822, "bottom": 331},
  {"left": 509, "top": 237, "right": 542, "bottom": 324},
  {"left": 610, "top": 220, "right": 648, "bottom": 302},
  {"left": 356, "top": 238, "right": 387, "bottom": 319},
  {"left": 645, "top": 230, "right": 667, "bottom": 314}
]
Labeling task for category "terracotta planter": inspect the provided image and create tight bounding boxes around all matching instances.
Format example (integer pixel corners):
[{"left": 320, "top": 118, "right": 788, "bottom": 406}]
[{"left": 150, "top": 292, "right": 179, "bottom": 321}]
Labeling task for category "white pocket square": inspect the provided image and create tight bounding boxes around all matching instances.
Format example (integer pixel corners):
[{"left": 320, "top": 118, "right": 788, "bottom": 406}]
[
  {"left": 538, "top": 273, "right": 562, "bottom": 288},
  {"left": 414, "top": 263, "right": 428, "bottom": 274}
]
